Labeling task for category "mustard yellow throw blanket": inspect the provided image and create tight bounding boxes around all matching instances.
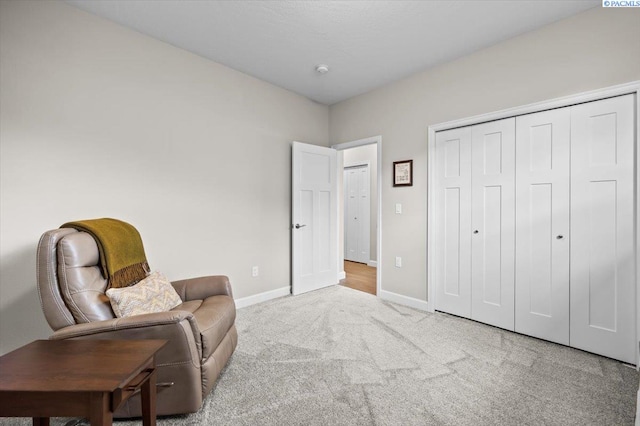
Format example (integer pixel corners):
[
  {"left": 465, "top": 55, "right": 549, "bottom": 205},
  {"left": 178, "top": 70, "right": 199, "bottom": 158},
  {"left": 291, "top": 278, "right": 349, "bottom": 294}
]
[{"left": 61, "top": 218, "right": 149, "bottom": 288}]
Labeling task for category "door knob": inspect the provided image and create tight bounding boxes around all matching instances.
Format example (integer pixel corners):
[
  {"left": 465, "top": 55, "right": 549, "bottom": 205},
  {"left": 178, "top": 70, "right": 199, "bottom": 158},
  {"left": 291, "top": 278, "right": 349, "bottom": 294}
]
[
  {"left": 294, "top": 224, "right": 306, "bottom": 229},
  {"left": 473, "top": 230, "right": 479, "bottom": 234},
  {"left": 556, "top": 235, "right": 564, "bottom": 239}
]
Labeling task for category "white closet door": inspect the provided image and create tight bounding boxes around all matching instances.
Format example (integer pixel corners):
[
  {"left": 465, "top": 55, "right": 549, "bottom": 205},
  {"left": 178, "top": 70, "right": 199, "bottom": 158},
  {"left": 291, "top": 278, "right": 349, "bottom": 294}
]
[
  {"left": 471, "top": 118, "right": 516, "bottom": 330},
  {"left": 434, "top": 127, "right": 472, "bottom": 318},
  {"left": 344, "top": 166, "right": 370, "bottom": 263},
  {"left": 515, "top": 109, "right": 570, "bottom": 345},
  {"left": 357, "top": 166, "right": 370, "bottom": 263},
  {"left": 345, "top": 168, "right": 359, "bottom": 262},
  {"left": 570, "top": 94, "right": 636, "bottom": 364}
]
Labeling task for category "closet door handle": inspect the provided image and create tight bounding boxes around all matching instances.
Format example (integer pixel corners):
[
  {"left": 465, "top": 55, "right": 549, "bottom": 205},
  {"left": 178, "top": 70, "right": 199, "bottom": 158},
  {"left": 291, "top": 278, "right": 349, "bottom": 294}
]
[
  {"left": 473, "top": 230, "right": 479, "bottom": 234},
  {"left": 556, "top": 235, "right": 564, "bottom": 240}
]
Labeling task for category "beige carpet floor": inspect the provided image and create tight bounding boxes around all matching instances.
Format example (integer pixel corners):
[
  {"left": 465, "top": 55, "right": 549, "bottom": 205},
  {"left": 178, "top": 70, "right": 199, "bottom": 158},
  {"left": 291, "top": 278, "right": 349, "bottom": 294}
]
[{"left": 1, "top": 285, "right": 638, "bottom": 425}]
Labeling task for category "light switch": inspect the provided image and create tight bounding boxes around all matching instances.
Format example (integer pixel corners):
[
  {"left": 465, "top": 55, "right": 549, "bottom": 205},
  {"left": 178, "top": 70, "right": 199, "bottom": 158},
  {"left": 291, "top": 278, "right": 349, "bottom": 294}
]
[
  {"left": 395, "top": 203, "right": 402, "bottom": 214},
  {"left": 395, "top": 257, "right": 402, "bottom": 268}
]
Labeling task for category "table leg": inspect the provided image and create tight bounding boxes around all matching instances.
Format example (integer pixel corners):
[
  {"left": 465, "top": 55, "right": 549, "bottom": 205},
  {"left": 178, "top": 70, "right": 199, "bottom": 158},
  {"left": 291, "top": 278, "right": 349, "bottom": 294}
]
[
  {"left": 141, "top": 368, "right": 157, "bottom": 426},
  {"left": 89, "top": 392, "right": 112, "bottom": 426},
  {"left": 32, "top": 418, "right": 50, "bottom": 426}
]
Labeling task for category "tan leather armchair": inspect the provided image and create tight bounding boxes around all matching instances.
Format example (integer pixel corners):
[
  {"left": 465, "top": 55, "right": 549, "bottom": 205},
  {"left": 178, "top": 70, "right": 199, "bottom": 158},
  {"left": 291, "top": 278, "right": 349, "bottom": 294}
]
[{"left": 36, "top": 228, "right": 237, "bottom": 417}]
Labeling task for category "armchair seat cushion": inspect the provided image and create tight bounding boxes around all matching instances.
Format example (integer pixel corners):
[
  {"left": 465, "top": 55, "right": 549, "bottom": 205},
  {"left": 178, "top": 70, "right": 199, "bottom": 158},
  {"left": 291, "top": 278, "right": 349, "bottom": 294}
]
[
  {"left": 172, "top": 300, "right": 202, "bottom": 314},
  {"left": 190, "top": 295, "right": 236, "bottom": 359}
]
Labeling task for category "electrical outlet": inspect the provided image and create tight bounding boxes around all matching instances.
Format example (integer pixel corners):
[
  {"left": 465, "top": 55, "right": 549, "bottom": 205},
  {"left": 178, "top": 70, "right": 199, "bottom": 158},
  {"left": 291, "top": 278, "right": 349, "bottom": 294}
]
[
  {"left": 252, "top": 266, "right": 259, "bottom": 277},
  {"left": 395, "top": 257, "right": 402, "bottom": 268}
]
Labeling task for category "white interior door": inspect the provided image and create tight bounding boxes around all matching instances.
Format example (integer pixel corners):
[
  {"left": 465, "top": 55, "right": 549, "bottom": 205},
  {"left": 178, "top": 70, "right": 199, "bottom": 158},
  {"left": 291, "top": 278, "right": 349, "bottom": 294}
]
[
  {"left": 344, "top": 165, "right": 370, "bottom": 264},
  {"left": 515, "top": 108, "right": 570, "bottom": 345},
  {"left": 292, "top": 141, "right": 338, "bottom": 295},
  {"left": 570, "top": 94, "right": 636, "bottom": 364},
  {"left": 434, "top": 127, "right": 472, "bottom": 318},
  {"left": 471, "top": 118, "right": 516, "bottom": 331}
]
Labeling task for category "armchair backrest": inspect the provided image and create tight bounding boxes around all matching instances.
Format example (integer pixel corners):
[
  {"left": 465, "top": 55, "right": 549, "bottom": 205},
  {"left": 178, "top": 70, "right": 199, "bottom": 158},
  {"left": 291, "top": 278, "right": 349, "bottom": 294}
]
[{"left": 37, "top": 228, "right": 116, "bottom": 331}]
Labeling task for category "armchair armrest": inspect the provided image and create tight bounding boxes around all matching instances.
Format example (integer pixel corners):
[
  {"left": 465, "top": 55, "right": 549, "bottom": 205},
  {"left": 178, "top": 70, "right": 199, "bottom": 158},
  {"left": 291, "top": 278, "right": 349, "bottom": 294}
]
[
  {"left": 51, "top": 310, "right": 196, "bottom": 339},
  {"left": 171, "top": 275, "right": 233, "bottom": 301},
  {"left": 50, "top": 311, "right": 202, "bottom": 366}
]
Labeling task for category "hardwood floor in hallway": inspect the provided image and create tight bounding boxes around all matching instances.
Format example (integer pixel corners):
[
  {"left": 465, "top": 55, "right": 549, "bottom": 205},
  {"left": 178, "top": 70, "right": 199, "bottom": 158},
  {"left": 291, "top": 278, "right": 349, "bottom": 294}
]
[{"left": 339, "top": 261, "right": 376, "bottom": 295}]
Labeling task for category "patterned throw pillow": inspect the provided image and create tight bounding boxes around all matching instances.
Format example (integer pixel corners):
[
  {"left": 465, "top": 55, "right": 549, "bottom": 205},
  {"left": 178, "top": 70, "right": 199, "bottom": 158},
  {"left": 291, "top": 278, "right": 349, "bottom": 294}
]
[{"left": 106, "top": 271, "right": 182, "bottom": 318}]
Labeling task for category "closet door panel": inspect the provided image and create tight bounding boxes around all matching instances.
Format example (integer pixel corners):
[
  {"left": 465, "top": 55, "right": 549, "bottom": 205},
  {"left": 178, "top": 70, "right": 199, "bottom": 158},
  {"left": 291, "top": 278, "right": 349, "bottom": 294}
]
[
  {"left": 515, "top": 108, "right": 570, "bottom": 345},
  {"left": 570, "top": 94, "right": 635, "bottom": 364},
  {"left": 434, "top": 127, "right": 472, "bottom": 318},
  {"left": 471, "top": 118, "right": 516, "bottom": 330},
  {"left": 344, "top": 168, "right": 359, "bottom": 262},
  {"left": 357, "top": 166, "right": 370, "bottom": 263},
  {"left": 344, "top": 165, "right": 370, "bottom": 264}
]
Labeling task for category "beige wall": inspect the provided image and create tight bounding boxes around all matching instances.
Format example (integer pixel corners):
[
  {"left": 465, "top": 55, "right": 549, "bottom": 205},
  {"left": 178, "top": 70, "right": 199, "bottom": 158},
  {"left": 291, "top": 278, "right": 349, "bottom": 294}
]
[
  {"left": 0, "top": 1, "right": 328, "bottom": 354},
  {"left": 329, "top": 7, "right": 640, "bottom": 301},
  {"left": 1, "top": 2, "right": 639, "bottom": 354},
  {"left": 343, "top": 144, "right": 378, "bottom": 262}
]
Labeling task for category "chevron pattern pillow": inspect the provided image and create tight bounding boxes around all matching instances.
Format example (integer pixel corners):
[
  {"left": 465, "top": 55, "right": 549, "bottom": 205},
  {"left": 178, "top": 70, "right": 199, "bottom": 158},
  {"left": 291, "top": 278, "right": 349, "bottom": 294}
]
[{"left": 106, "top": 271, "right": 182, "bottom": 318}]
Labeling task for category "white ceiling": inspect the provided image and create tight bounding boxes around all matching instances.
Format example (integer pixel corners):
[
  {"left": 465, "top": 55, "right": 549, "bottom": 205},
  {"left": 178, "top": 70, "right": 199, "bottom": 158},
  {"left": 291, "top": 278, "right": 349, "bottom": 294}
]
[{"left": 65, "top": 0, "right": 599, "bottom": 105}]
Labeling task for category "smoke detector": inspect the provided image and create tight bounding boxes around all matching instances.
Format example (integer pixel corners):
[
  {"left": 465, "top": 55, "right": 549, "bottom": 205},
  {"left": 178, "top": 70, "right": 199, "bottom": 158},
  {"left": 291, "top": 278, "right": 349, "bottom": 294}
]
[{"left": 315, "top": 64, "right": 329, "bottom": 74}]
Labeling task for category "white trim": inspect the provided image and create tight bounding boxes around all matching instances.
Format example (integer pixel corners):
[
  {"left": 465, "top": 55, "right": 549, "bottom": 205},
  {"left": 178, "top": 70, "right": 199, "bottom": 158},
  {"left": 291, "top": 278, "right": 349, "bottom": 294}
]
[
  {"left": 367, "top": 260, "right": 378, "bottom": 268},
  {"left": 338, "top": 271, "right": 346, "bottom": 280},
  {"left": 427, "top": 122, "right": 436, "bottom": 312},
  {"left": 636, "top": 388, "right": 640, "bottom": 425},
  {"left": 379, "top": 290, "right": 430, "bottom": 312},
  {"left": 427, "top": 80, "right": 640, "bottom": 363},
  {"left": 344, "top": 161, "right": 370, "bottom": 170},
  {"left": 635, "top": 83, "right": 640, "bottom": 369},
  {"left": 333, "top": 136, "right": 378, "bottom": 151},
  {"left": 333, "top": 135, "right": 383, "bottom": 297},
  {"left": 235, "top": 286, "right": 290, "bottom": 309},
  {"left": 430, "top": 81, "right": 640, "bottom": 133}
]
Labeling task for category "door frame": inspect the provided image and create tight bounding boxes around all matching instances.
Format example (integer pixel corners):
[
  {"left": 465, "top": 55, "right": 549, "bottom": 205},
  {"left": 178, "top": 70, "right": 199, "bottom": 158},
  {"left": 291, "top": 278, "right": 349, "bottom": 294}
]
[
  {"left": 332, "top": 136, "right": 382, "bottom": 296},
  {"left": 427, "top": 80, "right": 640, "bottom": 364}
]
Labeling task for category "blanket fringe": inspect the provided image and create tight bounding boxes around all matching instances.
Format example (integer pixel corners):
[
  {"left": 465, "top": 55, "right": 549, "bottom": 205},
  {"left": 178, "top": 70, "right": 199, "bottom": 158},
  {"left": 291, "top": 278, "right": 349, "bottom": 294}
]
[{"left": 110, "top": 261, "right": 150, "bottom": 288}]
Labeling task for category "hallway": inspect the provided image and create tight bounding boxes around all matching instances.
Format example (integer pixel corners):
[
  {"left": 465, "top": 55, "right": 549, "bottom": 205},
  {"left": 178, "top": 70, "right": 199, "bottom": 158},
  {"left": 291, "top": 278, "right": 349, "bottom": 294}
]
[{"left": 339, "top": 261, "right": 376, "bottom": 295}]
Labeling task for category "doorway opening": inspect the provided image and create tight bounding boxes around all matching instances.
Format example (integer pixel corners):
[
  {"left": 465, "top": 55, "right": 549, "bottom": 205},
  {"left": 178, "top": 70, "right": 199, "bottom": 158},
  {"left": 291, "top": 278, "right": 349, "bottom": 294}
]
[
  {"left": 333, "top": 137, "right": 381, "bottom": 296},
  {"left": 340, "top": 260, "right": 376, "bottom": 295}
]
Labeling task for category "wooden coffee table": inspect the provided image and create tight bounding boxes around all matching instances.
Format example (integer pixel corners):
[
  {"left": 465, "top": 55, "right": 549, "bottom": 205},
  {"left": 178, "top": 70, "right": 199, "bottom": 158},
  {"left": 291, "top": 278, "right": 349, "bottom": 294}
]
[{"left": 0, "top": 339, "right": 167, "bottom": 426}]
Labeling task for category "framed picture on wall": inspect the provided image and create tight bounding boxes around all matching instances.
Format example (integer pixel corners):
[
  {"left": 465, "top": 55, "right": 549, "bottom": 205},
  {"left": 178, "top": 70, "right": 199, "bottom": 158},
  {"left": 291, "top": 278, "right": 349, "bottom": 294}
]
[{"left": 393, "top": 160, "right": 413, "bottom": 187}]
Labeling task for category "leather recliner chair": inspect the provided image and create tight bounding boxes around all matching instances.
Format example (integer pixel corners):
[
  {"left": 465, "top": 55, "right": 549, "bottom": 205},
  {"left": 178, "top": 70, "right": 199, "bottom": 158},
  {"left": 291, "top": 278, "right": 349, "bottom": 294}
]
[{"left": 36, "top": 228, "right": 237, "bottom": 417}]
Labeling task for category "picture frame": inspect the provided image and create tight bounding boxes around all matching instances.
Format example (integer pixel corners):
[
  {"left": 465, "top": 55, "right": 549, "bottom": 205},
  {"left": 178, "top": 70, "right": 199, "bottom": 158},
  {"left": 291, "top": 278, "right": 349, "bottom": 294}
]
[{"left": 393, "top": 160, "right": 413, "bottom": 187}]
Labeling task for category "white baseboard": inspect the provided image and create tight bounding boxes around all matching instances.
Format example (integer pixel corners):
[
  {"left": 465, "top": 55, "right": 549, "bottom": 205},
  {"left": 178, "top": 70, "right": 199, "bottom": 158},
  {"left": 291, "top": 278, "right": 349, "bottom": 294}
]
[
  {"left": 338, "top": 271, "right": 346, "bottom": 280},
  {"left": 636, "top": 388, "right": 640, "bottom": 426},
  {"left": 235, "top": 286, "right": 290, "bottom": 309},
  {"left": 379, "top": 290, "right": 430, "bottom": 312},
  {"left": 367, "top": 260, "right": 378, "bottom": 268}
]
